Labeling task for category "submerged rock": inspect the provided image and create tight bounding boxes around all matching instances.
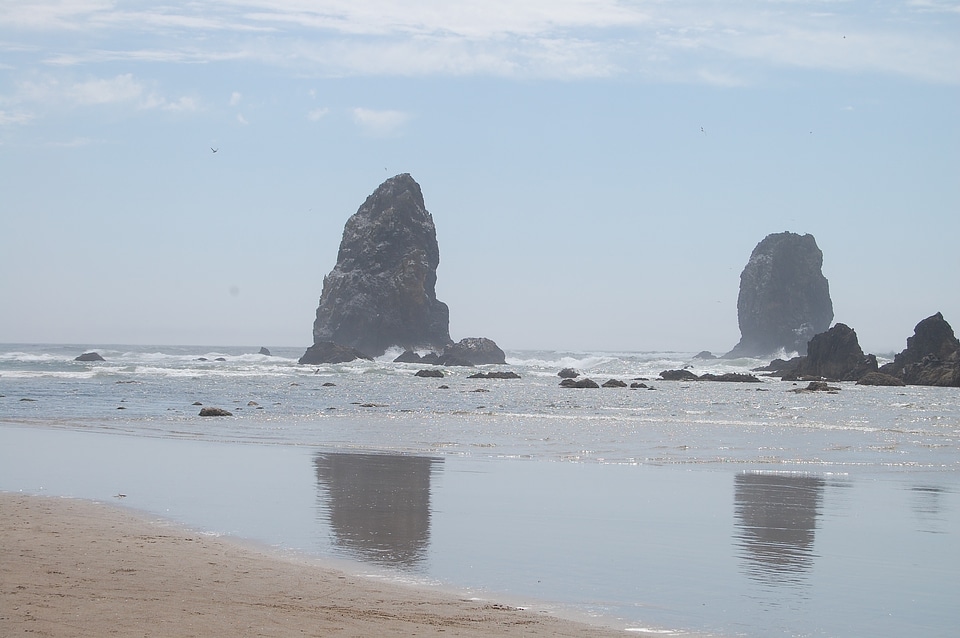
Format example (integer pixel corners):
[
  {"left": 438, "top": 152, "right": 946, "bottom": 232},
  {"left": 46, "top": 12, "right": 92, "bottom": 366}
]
[
  {"left": 660, "top": 370, "right": 761, "bottom": 383},
  {"left": 307, "top": 174, "right": 452, "bottom": 358},
  {"left": 659, "top": 369, "right": 700, "bottom": 381},
  {"left": 856, "top": 372, "right": 906, "bottom": 387},
  {"left": 726, "top": 232, "right": 833, "bottom": 358},
  {"left": 75, "top": 352, "right": 105, "bottom": 362}
]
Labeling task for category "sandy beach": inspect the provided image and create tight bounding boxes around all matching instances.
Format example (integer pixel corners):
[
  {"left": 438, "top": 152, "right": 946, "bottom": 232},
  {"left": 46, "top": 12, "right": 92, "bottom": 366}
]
[{"left": 1, "top": 492, "right": 634, "bottom": 637}]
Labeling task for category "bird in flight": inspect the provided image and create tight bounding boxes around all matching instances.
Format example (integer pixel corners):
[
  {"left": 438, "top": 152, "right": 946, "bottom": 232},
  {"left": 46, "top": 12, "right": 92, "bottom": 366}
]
[
  {"left": 211, "top": 147, "right": 218, "bottom": 153},
  {"left": 700, "top": 126, "right": 706, "bottom": 135}
]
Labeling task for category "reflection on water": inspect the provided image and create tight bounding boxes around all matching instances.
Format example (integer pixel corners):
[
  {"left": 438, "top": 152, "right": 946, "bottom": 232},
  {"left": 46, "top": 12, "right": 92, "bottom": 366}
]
[
  {"left": 734, "top": 472, "right": 824, "bottom": 587},
  {"left": 314, "top": 452, "right": 442, "bottom": 567},
  {"left": 910, "top": 485, "right": 949, "bottom": 534}
]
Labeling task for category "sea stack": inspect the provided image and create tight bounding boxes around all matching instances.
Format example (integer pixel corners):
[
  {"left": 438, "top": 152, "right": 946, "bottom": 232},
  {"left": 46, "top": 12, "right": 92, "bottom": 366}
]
[
  {"left": 306, "top": 174, "right": 452, "bottom": 358},
  {"left": 726, "top": 232, "right": 833, "bottom": 358}
]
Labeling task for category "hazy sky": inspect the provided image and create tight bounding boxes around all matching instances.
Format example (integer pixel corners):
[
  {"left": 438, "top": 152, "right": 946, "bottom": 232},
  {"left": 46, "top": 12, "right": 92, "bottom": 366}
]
[{"left": 2, "top": 1, "right": 958, "bottom": 354}]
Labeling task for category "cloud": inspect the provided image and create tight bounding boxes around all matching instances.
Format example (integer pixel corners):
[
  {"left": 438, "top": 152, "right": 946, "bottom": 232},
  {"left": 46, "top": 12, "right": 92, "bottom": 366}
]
[
  {"left": 236, "top": 112, "right": 249, "bottom": 125},
  {"left": 230, "top": 91, "right": 242, "bottom": 106},
  {"left": 0, "top": 109, "right": 34, "bottom": 126},
  {"left": 307, "top": 107, "right": 329, "bottom": 121},
  {"left": 2, "top": 1, "right": 958, "bottom": 83},
  {"left": 351, "top": 107, "right": 410, "bottom": 136}
]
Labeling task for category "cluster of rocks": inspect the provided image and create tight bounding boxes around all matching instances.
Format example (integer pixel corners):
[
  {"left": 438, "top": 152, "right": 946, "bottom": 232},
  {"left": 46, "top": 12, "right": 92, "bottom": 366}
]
[
  {"left": 658, "top": 370, "right": 761, "bottom": 383},
  {"left": 757, "top": 312, "right": 959, "bottom": 387},
  {"left": 556, "top": 369, "right": 651, "bottom": 389}
]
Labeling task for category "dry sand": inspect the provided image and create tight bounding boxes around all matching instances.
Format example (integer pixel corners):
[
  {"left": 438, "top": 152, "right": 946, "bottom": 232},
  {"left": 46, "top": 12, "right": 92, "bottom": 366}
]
[{"left": 1, "top": 492, "right": 635, "bottom": 637}]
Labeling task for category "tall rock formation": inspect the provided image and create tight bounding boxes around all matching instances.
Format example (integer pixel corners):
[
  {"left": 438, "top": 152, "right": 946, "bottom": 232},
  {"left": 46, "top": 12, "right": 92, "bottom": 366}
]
[
  {"left": 308, "top": 174, "right": 452, "bottom": 358},
  {"left": 726, "top": 232, "right": 833, "bottom": 358}
]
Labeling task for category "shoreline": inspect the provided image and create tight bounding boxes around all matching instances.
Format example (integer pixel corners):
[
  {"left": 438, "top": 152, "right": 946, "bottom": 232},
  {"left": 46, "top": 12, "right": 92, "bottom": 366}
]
[{"left": 1, "top": 492, "right": 651, "bottom": 637}]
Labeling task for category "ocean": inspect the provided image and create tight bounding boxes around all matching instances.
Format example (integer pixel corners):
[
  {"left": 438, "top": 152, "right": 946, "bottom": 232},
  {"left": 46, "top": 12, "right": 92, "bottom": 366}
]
[{"left": 2, "top": 343, "right": 958, "bottom": 636}]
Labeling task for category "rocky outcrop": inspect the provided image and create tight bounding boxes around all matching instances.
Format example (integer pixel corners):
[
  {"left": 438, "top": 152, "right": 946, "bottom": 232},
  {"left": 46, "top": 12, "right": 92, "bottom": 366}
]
[
  {"left": 798, "top": 323, "right": 877, "bottom": 381},
  {"left": 726, "top": 232, "right": 833, "bottom": 358},
  {"left": 415, "top": 369, "right": 444, "bottom": 378},
  {"left": 879, "top": 313, "right": 960, "bottom": 387},
  {"left": 856, "top": 372, "right": 906, "bottom": 387},
  {"left": 258, "top": 347, "right": 272, "bottom": 356},
  {"left": 558, "top": 368, "right": 579, "bottom": 378},
  {"left": 441, "top": 338, "right": 506, "bottom": 365},
  {"left": 298, "top": 341, "right": 373, "bottom": 365},
  {"left": 693, "top": 351, "right": 717, "bottom": 360},
  {"left": 75, "top": 352, "right": 105, "bottom": 362},
  {"left": 308, "top": 174, "right": 452, "bottom": 358},
  {"left": 199, "top": 407, "right": 233, "bottom": 416}
]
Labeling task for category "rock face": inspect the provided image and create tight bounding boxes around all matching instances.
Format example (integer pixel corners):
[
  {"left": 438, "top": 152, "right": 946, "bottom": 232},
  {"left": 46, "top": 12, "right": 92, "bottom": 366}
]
[
  {"left": 879, "top": 312, "right": 960, "bottom": 387},
  {"left": 308, "top": 174, "right": 452, "bottom": 358},
  {"left": 441, "top": 338, "right": 506, "bottom": 365},
  {"left": 726, "top": 232, "right": 833, "bottom": 358},
  {"left": 798, "top": 323, "right": 878, "bottom": 381},
  {"left": 298, "top": 341, "right": 373, "bottom": 365}
]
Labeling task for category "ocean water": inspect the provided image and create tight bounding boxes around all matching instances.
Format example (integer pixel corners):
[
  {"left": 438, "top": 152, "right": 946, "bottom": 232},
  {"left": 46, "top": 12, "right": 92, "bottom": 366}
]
[{"left": 2, "top": 343, "right": 958, "bottom": 636}]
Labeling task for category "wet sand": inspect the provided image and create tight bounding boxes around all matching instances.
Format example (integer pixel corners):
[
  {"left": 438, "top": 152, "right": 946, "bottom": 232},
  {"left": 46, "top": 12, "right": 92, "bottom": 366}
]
[{"left": 1, "top": 492, "right": 632, "bottom": 638}]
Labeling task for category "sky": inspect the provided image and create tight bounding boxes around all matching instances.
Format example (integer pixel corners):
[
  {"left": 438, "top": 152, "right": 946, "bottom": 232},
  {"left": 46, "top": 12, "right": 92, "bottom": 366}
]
[{"left": 1, "top": 0, "right": 958, "bottom": 354}]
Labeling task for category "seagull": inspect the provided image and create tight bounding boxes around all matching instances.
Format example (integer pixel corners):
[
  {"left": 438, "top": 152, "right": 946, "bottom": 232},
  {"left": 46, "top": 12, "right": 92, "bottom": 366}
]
[
  {"left": 700, "top": 126, "right": 706, "bottom": 135},
  {"left": 211, "top": 147, "right": 218, "bottom": 153}
]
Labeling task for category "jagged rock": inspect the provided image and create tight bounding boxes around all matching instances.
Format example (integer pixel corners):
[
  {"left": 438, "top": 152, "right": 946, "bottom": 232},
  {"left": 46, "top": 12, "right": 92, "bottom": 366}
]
[
  {"left": 558, "top": 368, "right": 580, "bottom": 378},
  {"left": 560, "top": 378, "right": 600, "bottom": 388},
  {"left": 415, "top": 369, "right": 444, "bottom": 378},
  {"left": 307, "top": 174, "right": 452, "bottom": 358},
  {"left": 258, "top": 347, "right": 272, "bottom": 356},
  {"left": 856, "top": 372, "right": 906, "bottom": 387},
  {"left": 659, "top": 369, "right": 700, "bottom": 381},
  {"left": 393, "top": 350, "right": 424, "bottom": 363},
  {"left": 75, "top": 352, "right": 105, "bottom": 362},
  {"left": 602, "top": 379, "right": 628, "bottom": 388},
  {"left": 726, "top": 232, "right": 833, "bottom": 358},
  {"left": 693, "top": 351, "right": 717, "bottom": 360},
  {"left": 468, "top": 371, "right": 521, "bottom": 379},
  {"left": 879, "top": 313, "right": 960, "bottom": 387},
  {"left": 199, "top": 407, "right": 233, "bottom": 416},
  {"left": 298, "top": 341, "right": 373, "bottom": 365},
  {"left": 795, "top": 323, "right": 878, "bottom": 381}
]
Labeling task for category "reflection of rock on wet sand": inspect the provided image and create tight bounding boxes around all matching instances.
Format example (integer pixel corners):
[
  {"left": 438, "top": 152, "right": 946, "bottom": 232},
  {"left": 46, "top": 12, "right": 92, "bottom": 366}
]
[
  {"left": 314, "top": 453, "right": 442, "bottom": 567},
  {"left": 734, "top": 472, "right": 824, "bottom": 586}
]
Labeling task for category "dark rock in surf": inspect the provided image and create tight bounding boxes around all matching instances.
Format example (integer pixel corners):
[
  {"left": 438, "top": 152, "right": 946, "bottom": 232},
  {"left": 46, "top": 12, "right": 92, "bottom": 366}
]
[
  {"left": 789, "top": 381, "right": 840, "bottom": 393},
  {"left": 415, "top": 369, "right": 444, "bottom": 378},
  {"left": 602, "top": 379, "right": 628, "bottom": 388},
  {"left": 439, "top": 337, "right": 506, "bottom": 366},
  {"left": 560, "top": 378, "right": 600, "bottom": 388},
  {"left": 659, "top": 369, "right": 700, "bottom": 381},
  {"left": 693, "top": 351, "right": 717, "bottom": 360},
  {"left": 698, "top": 372, "right": 762, "bottom": 383},
  {"left": 726, "top": 232, "right": 833, "bottom": 358},
  {"left": 558, "top": 368, "right": 580, "bottom": 379},
  {"left": 630, "top": 382, "right": 648, "bottom": 389},
  {"left": 199, "top": 407, "right": 233, "bottom": 416},
  {"left": 258, "top": 347, "right": 272, "bottom": 356},
  {"left": 75, "top": 352, "right": 105, "bottom": 362},
  {"left": 879, "top": 312, "right": 960, "bottom": 387},
  {"left": 468, "top": 371, "right": 521, "bottom": 379},
  {"left": 856, "top": 372, "right": 906, "bottom": 387},
  {"left": 307, "top": 174, "right": 452, "bottom": 358},
  {"left": 298, "top": 341, "right": 373, "bottom": 365}
]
